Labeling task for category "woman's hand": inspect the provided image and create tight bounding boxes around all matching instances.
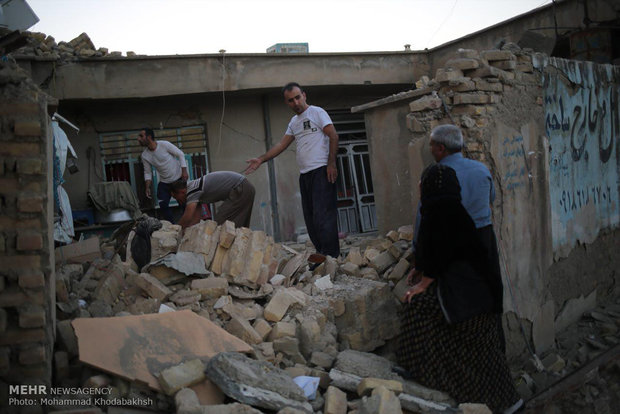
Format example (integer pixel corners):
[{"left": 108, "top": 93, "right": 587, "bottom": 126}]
[
  {"left": 406, "top": 268, "right": 421, "bottom": 286},
  {"left": 403, "top": 275, "right": 434, "bottom": 303}
]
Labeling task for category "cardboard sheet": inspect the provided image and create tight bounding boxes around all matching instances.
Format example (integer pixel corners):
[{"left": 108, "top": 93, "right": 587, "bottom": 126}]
[{"left": 72, "top": 310, "right": 252, "bottom": 391}]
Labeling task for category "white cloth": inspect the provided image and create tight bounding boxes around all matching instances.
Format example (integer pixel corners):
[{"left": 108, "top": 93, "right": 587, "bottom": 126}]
[
  {"left": 285, "top": 105, "right": 333, "bottom": 173},
  {"left": 52, "top": 120, "right": 77, "bottom": 175},
  {"left": 141, "top": 140, "right": 187, "bottom": 183},
  {"left": 52, "top": 120, "right": 76, "bottom": 243}
]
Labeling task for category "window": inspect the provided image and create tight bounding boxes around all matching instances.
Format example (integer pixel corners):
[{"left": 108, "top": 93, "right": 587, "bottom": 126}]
[{"left": 329, "top": 110, "right": 377, "bottom": 234}]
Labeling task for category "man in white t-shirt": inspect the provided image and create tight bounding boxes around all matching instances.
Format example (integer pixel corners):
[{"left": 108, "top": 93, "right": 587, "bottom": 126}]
[
  {"left": 245, "top": 82, "right": 340, "bottom": 258},
  {"left": 138, "top": 127, "right": 188, "bottom": 223}
]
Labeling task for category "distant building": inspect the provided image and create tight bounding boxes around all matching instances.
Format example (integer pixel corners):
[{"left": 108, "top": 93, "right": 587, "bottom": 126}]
[{"left": 266, "top": 43, "right": 309, "bottom": 53}]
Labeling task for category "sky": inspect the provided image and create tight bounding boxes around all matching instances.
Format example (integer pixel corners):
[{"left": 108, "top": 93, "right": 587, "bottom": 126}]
[{"left": 26, "top": 0, "right": 553, "bottom": 55}]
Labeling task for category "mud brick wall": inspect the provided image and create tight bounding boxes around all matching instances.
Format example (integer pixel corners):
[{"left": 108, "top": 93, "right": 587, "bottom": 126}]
[{"left": 0, "top": 61, "right": 56, "bottom": 389}]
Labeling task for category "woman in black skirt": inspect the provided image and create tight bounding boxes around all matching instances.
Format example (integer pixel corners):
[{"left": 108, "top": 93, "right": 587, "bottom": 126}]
[{"left": 397, "top": 164, "right": 523, "bottom": 414}]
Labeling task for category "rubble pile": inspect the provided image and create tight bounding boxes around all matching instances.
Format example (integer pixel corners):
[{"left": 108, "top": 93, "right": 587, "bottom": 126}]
[
  {"left": 51, "top": 216, "right": 620, "bottom": 414},
  {"left": 8, "top": 31, "right": 134, "bottom": 61},
  {"left": 52, "top": 218, "right": 443, "bottom": 413}
]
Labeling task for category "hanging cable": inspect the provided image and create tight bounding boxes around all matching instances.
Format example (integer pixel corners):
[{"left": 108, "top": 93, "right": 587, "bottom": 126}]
[
  {"left": 217, "top": 50, "right": 226, "bottom": 156},
  {"left": 426, "top": 0, "right": 458, "bottom": 48}
]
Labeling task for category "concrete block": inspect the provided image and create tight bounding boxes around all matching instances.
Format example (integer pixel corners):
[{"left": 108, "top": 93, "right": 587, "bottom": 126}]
[
  {"left": 175, "top": 387, "right": 200, "bottom": 411},
  {"left": 397, "top": 225, "right": 413, "bottom": 241},
  {"left": 363, "top": 247, "right": 380, "bottom": 262},
  {"left": 158, "top": 358, "right": 206, "bottom": 396},
  {"left": 264, "top": 288, "right": 307, "bottom": 322},
  {"left": 270, "top": 274, "right": 286, "bottom": 286},
  {"left": 357, "top": 377, "right": 403, "bottom": 396},
  {"left": 273, "top": 336, "right": 306, "bottom": 364},
  {"left": 219, "top": 220, "right": 236, "bottom": 248},
  {"left": 360, "top": 267, "right": 379, "bottom": 280},
  {"left": 481, "top": 49, "right": 516, "bottom": 61},
  {"left": 324, "top": 385, "right": 347, "bottom": 414},
  {"left": 314, "top": 275, "right": 334, "bottom": 291},
  {"left": 190, "top": 276, "right": 228, "bottom": 299},
  {"left": 409, "top": 95, "right": 443, "bottom": 112},
  {"left": 385, "top": 231, "right": 399, "bottom": 242},
  {"left": 211, "top": 244, "right": 229, "bottom": 275},
  {"left": 387, "top": 258, "right": 409, "bottom": 281},
  {"left": 225, "top": 315, "right": 263, "bottom": 345},
  {"left": 178, "top": 220, "right": 220, "bottom": 268},
  {"left": 359, "top": 386, "right": 402, "bottom": 414},
  {"left": 340, "top": 262, "right": 360, "bottom": 277},
  {"left": 515, "top": 62, "right": 534, "bottom": 73},
  {"left": 435, "top": 67, "right": 464, "bottom": 83},
  {"left": 252, "top": 318, "right": 272, "bottom": 341},
  {"left": 170, "top": 289, "right": 201, "bottom": 307},
  {"left": 223, "top": 227, "right": 252, "bottom": 277},
  {"left": 491, "top": 60, "right": 516, "bottom": 71},
  {"left": 445, "top": 58, "right": 480, "bottom": 70},
  {"left": 451, "top": 79, "right": 477, "bottom": 92},
  {"left": 474, "top": 79, "right": 503, "bottom": 92},
  {"left": 135, "top": 272, "right": 172, "bottom": 301},
  {"left": 237, "top": 230, "right": 268, "bottom": 286},
  {"left": 369, "top": 251, "right": 397, "bottom": 274},
  {"left": 310, "top": 351, "right": 335, "bottom": 369},
  {"left": 268, "top": 321, "right": 297, "bottom": 341},
  {"left": 345, "top": 247, "right": 365, "bottom": 266}
]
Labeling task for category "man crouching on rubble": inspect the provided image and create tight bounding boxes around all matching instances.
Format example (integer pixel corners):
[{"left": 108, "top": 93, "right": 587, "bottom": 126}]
[{"left": 170, "top": 171, "right": 255, "bottom": 229}]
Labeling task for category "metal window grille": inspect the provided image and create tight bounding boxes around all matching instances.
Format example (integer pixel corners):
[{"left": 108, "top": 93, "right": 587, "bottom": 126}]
[
  {"left": 98, "top": 125, "right": 210, "bottom": 209},
  {"left": 330, "top": 110, "right": 377, "bottom": 234}
]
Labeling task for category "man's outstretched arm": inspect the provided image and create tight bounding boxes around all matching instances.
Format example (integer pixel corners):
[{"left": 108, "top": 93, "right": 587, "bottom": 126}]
[{"left": 244, "top": 134, "right": 294, "bottom": 174}]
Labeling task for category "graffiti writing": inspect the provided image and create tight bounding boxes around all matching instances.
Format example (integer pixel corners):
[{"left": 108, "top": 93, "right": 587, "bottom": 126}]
[
  {"left": 545, "top": 85, "right": 616, "bottom": 165},
  {"left": 501, "top": 135, "right": 528, "bottom": 191},
  {"left": 559, "top": 185, "right": 612, "bottom": 214},
  {"left": 545, "top": 59, "right": 620, "bottom": 252}
]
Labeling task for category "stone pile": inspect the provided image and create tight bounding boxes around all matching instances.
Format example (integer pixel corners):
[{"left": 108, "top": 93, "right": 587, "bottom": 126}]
[
  {"left": 51, "top": 218, "right": 442, "bottom": 413},
  {"left": 8, "top": 31, "right": 134, "bottom": 61},
  {"left": 404, "top": 42, "right": 541, "bottom": 162}
]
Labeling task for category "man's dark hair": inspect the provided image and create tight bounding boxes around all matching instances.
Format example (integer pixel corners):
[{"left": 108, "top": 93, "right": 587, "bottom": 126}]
[
  {"left": 170, "top": 179, "right": 187, "bottom": 193},
  {"left": 282, "top": 82, "right": 303, "bottom": 95},
  {"left": 142, "top": 127, "right": 155, "bottom": 140}
]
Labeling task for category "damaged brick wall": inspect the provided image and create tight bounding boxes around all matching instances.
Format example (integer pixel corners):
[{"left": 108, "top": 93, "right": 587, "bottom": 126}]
[
  {"left": 0, "top": 61, "right": 56, "bottom": 389},
  {"left": 401, "top": 45, "right": 620, "bottom": 359}
]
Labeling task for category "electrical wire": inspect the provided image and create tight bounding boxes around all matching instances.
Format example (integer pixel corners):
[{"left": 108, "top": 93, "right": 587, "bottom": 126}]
[
  {"left": 426, "top": 0, "right": 459, "bottom": 48},
  {"left": 217, "top": 52, "right": 226, "bottom": 156}
]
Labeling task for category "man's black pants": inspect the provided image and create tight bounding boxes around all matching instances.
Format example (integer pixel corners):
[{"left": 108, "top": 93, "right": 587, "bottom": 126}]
[{"left": 299, "top": 166, "right": 340, "bottom": 258}]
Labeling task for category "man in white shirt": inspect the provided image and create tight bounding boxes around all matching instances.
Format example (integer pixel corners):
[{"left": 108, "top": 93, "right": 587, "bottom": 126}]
[
  {"left": 138, "top": 127, "right": 188, "bottom": 223},
  {"left": 245, "top": 82, "right": 340, "bottom": 258}
]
